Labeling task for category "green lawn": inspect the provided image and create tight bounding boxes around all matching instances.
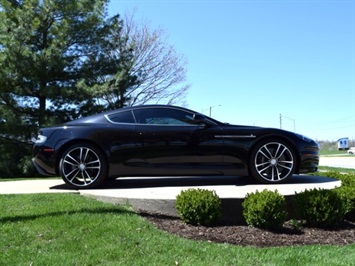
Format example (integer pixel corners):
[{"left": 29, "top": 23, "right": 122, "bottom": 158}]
[
  {"left": 1, "top": 193, "right": 354, "bottom": 265},
  {"left": 320, "top": 149, "right": 353, "bottom": 156},
  {"left": 318, "top": 166, "right": 355, "bottom": 174}
]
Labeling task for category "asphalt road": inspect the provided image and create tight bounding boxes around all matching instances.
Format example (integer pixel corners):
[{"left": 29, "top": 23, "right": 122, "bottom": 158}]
[{"left": 319, "top": 156, "right": 355, "bottom": 169}]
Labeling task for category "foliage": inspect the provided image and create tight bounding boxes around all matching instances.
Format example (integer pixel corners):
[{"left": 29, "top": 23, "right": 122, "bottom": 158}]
[
  {"left": 114, "top": 12, "right": 189, "bottom": 107},
  {"left": 0, "top": 1, "right": 189, "bottom": 177},
  {"left": 2, "top": 194, "right": 355, "bottom": 265},
  {"left": 0, "top": 139, "right": 33, "bottom": 177},
  {"left": 0, "top": 0, "right": 131, "bottom": 127},
  {"left": 0, "top": 104, "right": 35, "bottom": 176},
  {"left": 326, "top": 171, "right": 355, "bottom": 221},
  {"left": 175, "top": 188, "right": 221, "bottom": 226},
  {"left": 294, "top": 188, "right": 347, "bottom": 228},
  {"left": 317, "top": 166, "right": 355, "bottom": 174},
  {"left": 316, "top": 171, "right": 355, "bottom": 187},
  {"left": 242, "top": 189, "right": 287, "bottom": 230},
  {"left": 0, "top": 0, "right": 132, "bottom": 177},
  {"left": 318, "top": 141, "right": 338, "bottom": 153},
  {"left": 336, "top": 186, "right": 355, "bottom": 221}
]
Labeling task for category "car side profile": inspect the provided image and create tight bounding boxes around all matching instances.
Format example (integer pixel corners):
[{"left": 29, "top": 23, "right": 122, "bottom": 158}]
[{"left": 32, "top": 105, "right": 319, "bottom": 189}]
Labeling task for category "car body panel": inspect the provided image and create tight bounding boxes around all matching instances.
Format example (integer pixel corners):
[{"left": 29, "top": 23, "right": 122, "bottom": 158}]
[{"left": 32, "top": 105, "right": 319, "bottom": 187}]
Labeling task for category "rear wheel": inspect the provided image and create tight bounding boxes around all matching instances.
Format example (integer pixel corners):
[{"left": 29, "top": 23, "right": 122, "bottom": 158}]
[
  {"left": 59, "top": 143, "right": 107, "bottom": 189},
  {"left": 249, "top": 139, "right": 296, "bottom": 183}
]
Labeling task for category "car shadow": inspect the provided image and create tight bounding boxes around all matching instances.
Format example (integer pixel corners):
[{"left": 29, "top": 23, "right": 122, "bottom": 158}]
[
  {"left": 50, "top": 176, "right": 251, "bottom": 190},
  {"left": 50, "top": 174, "right": 339, "bottom": 191},
  {"left": 102, "top": 176, "right": 255, "bottom": 189}
]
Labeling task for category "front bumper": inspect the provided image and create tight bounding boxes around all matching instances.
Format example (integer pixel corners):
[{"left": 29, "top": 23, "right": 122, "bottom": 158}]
[{"left": 298, "top": 142, "right": 320, "bottom": 174}]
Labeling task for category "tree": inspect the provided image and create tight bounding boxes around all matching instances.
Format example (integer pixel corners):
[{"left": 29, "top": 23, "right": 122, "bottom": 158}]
[
  {"left": 98, "top": 12, "right": 190, "bottom": 108},
  {"left": 0, "top": 104, "right": 35, "bottom": 177},
  {"left": 0, "top": 0, "right": 134, "bottom": 130},
  {"left": 0, "top": 0, "right": 135, "bottom": 176}
]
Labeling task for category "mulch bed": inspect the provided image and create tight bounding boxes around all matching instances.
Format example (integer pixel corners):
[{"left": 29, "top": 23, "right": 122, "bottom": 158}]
[{"left": 140, "top": 211, "right": 355, "bottom": 247}]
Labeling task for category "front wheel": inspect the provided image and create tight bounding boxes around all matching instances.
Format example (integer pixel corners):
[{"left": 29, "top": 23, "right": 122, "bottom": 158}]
[
  {"left": 249, "top": 139, "right": 296, "bottom": 183},
  {"left": 59, "top": 143, "right": 108, "bottom": 189}
]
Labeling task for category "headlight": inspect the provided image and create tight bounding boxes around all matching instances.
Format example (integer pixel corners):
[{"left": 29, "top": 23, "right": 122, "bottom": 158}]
[
  {"left": 31, "top": 135, "right": 47, "bottom": 144},
  {"left": 296, "top": 134, "right": 313, "bottom": 143}
]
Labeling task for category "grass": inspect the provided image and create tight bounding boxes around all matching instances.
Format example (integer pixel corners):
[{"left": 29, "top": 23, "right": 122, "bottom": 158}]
[
  {"left": 1, "top": 193, "right": 355, "bottom": 265},
  {"left": 318, "top": 166, "right": 355, "bottom": 174},
  {"left": 1, "top": 152, "right": 354, "bottom": 265},
  {"left": 318, "top": 149, "right": 354, "bottom": 173},
  {"left": 0, "top": 176, "right": 61, "bottom": 182},
  {"left": 320, "top": 150, "right": 353, "bottom": 156}
]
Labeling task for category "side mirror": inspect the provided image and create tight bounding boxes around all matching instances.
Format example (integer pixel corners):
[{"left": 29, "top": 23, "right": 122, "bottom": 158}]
[{"left": 193, "top": 114, "right": 208, "bottom": 127}]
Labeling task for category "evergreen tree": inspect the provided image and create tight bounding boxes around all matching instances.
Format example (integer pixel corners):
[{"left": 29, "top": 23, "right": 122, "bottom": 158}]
[
  {"left": 0, "top": 0, "right": 136, "bottom": 176},
  {"left": 0, "top": 0, "right": 135, "bottom": 129}
]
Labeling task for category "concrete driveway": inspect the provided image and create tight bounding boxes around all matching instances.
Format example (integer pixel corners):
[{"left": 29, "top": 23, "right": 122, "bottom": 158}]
[
  {"left": 319, "top": 156, "right": 355, "bottom": 169},
  {"left": 0, "top": 175, "right": 341, "bottom": 223},
  {"left": 0, "top": 175, "right": 341, "bottom": 197}
]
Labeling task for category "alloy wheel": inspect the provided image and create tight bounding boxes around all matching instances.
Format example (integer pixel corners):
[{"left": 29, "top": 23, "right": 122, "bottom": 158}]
[
  {"left": 61, "top": 146, "right": 102, "bottom": 187},
  {"left": 254, "top": 142, "right": 294, "bottom": 182}
]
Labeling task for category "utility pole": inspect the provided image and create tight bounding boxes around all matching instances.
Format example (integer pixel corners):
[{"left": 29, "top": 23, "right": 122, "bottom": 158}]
[
  {"left": 279, "top": 114, "right": 296, "bottom": 131},
  {"left": 207, "top": 105, "right": 221, "bottom": 117}
]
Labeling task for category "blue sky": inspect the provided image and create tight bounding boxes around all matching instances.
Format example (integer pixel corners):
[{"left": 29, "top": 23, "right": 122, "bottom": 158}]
[{"left": 108, "top": 0, "right": 355, "bottom": 141}]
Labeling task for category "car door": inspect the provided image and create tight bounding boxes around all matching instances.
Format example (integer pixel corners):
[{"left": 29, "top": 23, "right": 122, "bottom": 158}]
[
  {"left": 103, "top": 109, "right": 139, "bottom": 176},
  {"left": 131, "top": 107, "right": 224, "bottom": 175}
]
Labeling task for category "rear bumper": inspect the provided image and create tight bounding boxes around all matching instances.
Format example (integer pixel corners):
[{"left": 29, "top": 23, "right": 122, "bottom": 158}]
[
  {"left": 31, "top": 158, "right": 56, "bottom": 176},
  {"left": 32, "top": 144, "right": 57, "bottom": 176},
  {"left": 31, "top": 158, "right": 53, "bottom": 176}
]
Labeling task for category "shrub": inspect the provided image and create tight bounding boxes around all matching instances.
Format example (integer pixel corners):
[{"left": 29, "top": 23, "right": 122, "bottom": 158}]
[
  {"left": 336, "top": 186, "right": 355, "bottom": 221},
  {"left": 337, "top": 173, "right": 355, "bottom": 188},
  {"left": 242, "top": 189, "right": 287, "bottom": 230},
  {"left": 316, "top": 171, "right": 355, "bottom": 188},
  {"left": 316, "top": 171, "right": 344, "bottom": 179},
  {"left": 175, "top": 188, "right": 221, "bottom": 226},
  {"left": 294, "top": 188, "right": 347, "bottom": 227}
]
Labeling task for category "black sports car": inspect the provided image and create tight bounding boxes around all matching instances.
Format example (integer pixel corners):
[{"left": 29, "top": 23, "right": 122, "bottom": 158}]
[{"left": 32, "top": 105, "right": 319, "bottom": 189}]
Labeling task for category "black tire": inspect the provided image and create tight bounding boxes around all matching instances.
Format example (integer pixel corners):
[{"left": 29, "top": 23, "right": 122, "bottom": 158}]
[
  {"left": 59, "top": 143, "right": 108, "bottom": 189},
  {"left": 249, "top": 139, "right": 296, "bottom": 184}
]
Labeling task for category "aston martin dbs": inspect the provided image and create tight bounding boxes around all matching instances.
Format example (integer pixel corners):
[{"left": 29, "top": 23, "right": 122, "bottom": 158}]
[{"left": 32, "top": 105, "right": 319, "bottom": 188}]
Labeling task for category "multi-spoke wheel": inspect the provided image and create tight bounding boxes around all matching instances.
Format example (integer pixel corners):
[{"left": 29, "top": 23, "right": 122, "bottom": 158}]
[
  {"left": 249, "top": 139, "right": 296, "bottom": 183},
  {"left": 59, "top": 144, "right": 107, "bottom": 189}
]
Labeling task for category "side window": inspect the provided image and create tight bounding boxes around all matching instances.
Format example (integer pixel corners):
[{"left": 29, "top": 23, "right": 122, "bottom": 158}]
[
  {"left": 106, "top": 110, "right": 135, "bottom": 124},
  {"left": 133, "top": 108, "right": 196, "bottom": 125}
]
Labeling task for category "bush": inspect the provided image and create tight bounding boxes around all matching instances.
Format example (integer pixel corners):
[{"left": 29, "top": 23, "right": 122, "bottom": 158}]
[
  {"left": 294, "top": 188, "right": 347, "bottom": 227},
  {"left": 336, "top": 186, "right": 355, "bottom": 222},
  {"left": 175, "top": 188, "right": 221, "bottom": 226},
  {"left": 316, "top": 171, "right": 343, "bottom": 179},
  {"left": 337, "top": 173, "right": 355, "bottom": 188},
  {"left": 0, "top": 141, "right": 35, "bottom": 178},
  {"left": 242, "top": 189, "right": 287, "bottom": 230},
  {"left": 316, "top": 171, "right": 355, "bottom": 188}
]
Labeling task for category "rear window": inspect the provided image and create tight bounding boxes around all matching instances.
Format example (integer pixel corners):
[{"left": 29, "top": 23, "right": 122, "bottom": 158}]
[{"left": 106, "top": 110, "right": 135, "bottom": 124}]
